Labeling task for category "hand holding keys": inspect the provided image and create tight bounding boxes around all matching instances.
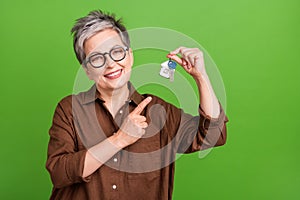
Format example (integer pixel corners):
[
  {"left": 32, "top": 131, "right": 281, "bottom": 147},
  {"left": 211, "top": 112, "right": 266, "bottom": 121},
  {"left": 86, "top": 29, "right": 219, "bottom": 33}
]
[{"left": 159, "top": 58, "right": 177, "bottom": 82}]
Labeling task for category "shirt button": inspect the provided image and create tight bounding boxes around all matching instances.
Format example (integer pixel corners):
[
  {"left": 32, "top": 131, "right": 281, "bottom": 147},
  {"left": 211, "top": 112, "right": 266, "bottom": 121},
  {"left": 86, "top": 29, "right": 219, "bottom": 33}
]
[
  {"left": 113, "top": 158, "right": 118, "bottom": 162},
  {"left": 119, "top": 110, "right": 123, "bottom": 114},
  {"left": 112, "top": 184, "right": 117, "bottom": 190}
]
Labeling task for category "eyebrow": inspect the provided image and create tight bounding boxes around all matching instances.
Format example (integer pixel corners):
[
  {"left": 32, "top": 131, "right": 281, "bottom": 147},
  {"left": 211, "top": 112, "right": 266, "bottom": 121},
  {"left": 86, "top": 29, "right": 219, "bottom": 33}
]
[{"left": 87, "top": 44, "right": 124, "bottom": 57}]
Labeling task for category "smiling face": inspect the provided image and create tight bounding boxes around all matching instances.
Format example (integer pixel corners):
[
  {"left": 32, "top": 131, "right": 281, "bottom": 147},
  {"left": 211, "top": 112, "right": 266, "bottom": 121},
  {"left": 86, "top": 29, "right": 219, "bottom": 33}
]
[{"left": 83, "top": 29, "right": 133, "bottom": 93}]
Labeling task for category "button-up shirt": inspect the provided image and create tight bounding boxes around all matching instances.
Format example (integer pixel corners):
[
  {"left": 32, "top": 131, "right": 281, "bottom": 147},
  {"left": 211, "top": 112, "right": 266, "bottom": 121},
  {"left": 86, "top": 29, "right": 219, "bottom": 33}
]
[{"left": 46, "top": 82, "right": 229, "bottom": 200}]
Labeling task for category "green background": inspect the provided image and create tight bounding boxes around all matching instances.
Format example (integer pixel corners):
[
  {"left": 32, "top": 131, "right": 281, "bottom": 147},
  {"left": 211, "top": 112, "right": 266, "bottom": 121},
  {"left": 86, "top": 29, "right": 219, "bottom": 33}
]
[{"left": 1, "top": 0, "right": 299, "bottom": 199}]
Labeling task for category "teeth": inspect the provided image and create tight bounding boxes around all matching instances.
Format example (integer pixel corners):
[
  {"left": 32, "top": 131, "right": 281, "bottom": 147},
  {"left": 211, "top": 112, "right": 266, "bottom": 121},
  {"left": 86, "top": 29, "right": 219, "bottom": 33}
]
[{"left": 106, "top": 70, "right": 121, "bottom": 77}]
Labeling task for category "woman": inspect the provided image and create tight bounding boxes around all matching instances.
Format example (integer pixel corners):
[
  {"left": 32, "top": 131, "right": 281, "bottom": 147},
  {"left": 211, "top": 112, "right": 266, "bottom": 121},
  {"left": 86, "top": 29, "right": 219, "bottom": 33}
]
[{"left": 46, "top": 10, "right": 228, "bottom": 200}]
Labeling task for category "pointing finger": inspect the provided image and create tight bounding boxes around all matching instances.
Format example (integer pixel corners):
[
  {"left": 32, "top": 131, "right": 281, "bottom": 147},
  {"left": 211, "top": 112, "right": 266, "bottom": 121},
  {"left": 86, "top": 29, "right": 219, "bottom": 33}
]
[{"left": 131, "top": 96, "right": 152, "bottom": 115}]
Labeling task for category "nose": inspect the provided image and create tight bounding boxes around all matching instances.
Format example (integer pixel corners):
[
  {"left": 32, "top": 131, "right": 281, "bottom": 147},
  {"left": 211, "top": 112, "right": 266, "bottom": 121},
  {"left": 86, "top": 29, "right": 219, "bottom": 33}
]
[{"left": 105, "top": 55, "right": 116, "bottom": 68}]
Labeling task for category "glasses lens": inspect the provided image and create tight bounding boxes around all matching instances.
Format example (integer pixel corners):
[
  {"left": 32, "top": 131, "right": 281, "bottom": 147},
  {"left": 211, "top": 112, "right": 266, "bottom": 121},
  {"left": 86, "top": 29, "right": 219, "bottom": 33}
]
[
  {"left": 110, "top": 47, "right": 126, "bottom": 61},
  {"left": 89, "top": 54, "right": 105, "bottom": 68}
]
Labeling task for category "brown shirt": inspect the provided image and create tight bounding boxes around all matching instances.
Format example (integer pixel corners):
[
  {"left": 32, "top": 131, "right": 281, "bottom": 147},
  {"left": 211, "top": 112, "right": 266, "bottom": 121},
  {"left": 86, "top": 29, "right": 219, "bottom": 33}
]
[{"left": 46, "top": 82, "right": 228, "bottom": 200}]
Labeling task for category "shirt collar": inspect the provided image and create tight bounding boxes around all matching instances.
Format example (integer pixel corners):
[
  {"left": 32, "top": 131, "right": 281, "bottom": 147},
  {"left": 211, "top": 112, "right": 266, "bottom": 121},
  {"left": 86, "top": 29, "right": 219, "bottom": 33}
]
[{"left": 82, "top": 82, "right": 144, "bottom": 106}]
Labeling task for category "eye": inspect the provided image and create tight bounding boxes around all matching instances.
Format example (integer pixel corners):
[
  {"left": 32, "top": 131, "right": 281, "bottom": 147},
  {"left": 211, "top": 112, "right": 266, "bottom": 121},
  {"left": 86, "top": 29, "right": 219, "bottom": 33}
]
[
  {"left": 111, "top": 47, "right": 125, "bottom": 60},
  {"left": 89, "top": 54, "right": 105, "bottom": 66}
]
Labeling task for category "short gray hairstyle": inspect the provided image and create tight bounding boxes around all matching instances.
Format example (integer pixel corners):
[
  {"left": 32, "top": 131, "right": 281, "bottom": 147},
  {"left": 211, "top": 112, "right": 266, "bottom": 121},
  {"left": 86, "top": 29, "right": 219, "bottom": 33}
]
[{"left": 71, "top": 10, "right": 130, "bottom": 64}]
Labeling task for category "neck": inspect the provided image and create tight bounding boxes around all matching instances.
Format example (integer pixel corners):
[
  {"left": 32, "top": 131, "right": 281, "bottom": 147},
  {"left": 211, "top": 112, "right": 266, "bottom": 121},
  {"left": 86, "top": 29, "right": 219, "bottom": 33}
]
[{"left": 97, "top": 84, "right": 129, "bottom": 116}]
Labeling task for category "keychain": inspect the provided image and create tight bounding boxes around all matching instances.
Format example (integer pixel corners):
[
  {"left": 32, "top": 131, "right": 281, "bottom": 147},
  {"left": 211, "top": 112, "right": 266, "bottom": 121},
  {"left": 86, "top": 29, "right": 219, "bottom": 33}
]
[{"left": 159, "top": 58, "right": 177, "bottom": 82}]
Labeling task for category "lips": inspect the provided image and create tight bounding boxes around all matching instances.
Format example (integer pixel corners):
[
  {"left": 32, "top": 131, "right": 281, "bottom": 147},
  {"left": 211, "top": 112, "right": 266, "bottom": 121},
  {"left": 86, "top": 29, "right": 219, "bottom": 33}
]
[{"left": 104, "top": 69, "right": 123, "bottom": 79}]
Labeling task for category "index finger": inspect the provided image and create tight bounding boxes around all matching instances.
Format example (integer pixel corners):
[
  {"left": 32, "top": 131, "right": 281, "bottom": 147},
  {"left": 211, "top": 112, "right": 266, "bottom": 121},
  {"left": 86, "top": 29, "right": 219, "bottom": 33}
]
[
  {"left": 167, "top": 54, "right": 184, "bottom": 66},
  {"left": 131, "top": 96, "right": 152, "bottom": 115},
  {"left": 167, "top": 54, "right": 192, "bottom": 70},
  {"left": 169, "top": 46, "right": 187, "bottom": 55},
  {"left": 167, "top": 46, "right": 188, "bottom": 67}
]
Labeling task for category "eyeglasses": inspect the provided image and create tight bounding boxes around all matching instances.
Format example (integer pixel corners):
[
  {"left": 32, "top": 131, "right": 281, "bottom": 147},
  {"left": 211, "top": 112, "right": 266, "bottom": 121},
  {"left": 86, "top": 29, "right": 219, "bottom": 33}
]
[{"left": 84, "top": 46, "right": 128, "bottom": 68}]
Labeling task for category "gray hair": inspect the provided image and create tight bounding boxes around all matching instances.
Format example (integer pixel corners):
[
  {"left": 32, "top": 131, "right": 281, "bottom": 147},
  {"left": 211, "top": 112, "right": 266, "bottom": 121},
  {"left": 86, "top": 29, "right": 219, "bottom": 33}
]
[{"left": 71, "top": 10, "right": 130, "bottom": 64}]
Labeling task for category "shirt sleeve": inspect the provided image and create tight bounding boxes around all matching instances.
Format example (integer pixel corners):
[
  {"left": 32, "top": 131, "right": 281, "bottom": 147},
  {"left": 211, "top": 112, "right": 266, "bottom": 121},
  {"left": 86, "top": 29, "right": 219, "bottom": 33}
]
[
  {"left": 176, "top": 102, "right": 229, "bottom": 153},
  {"left": 46, "top": 98, "right": 91, "bottom": 189}
]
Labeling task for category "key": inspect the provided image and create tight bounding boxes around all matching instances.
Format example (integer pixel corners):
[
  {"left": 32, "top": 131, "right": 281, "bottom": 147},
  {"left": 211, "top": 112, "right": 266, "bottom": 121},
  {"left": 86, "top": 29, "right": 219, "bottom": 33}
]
[
  {"left": 168, "top": 59, "right": 177, "bottom": 82},
  {"left": 169, "top": 68, "right": 175, "bottom": 82}
]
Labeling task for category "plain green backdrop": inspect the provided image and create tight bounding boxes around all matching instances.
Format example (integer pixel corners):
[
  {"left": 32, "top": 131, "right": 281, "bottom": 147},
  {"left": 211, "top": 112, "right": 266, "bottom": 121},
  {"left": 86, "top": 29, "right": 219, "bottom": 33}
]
[{"left": 1, "top": 0, "right": 299, "bottom": 199}]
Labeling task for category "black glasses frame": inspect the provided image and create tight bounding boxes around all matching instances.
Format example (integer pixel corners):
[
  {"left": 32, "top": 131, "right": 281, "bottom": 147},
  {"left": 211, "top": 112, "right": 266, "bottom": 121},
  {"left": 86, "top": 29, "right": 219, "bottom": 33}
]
[{"left": 84, "top": 46, "right": 129, "bottom": 68}]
